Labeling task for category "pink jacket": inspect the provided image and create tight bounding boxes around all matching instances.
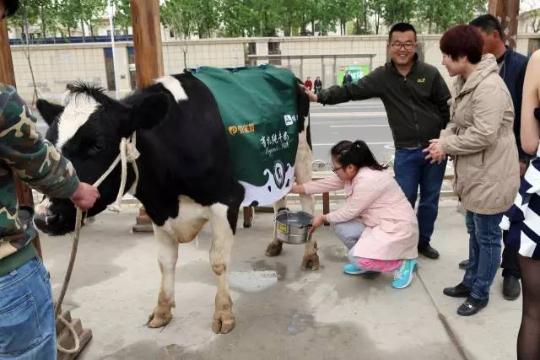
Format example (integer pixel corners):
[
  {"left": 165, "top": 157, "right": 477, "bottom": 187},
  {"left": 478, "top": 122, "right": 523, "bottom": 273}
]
[{"left": 303, "top": 168, "right": 418, "bottom": 260}]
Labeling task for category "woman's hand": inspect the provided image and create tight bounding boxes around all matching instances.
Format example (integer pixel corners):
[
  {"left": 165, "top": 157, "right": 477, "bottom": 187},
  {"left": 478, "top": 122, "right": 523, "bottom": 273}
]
[
  {"left": 309, "top": 214, "right": 325, "bottom": 235},
  {"left": 424, "top": 139, "right": 447, "bottom": 164},
  {"left": 290, "top": 183, "right": 305, "bottom": 194}
]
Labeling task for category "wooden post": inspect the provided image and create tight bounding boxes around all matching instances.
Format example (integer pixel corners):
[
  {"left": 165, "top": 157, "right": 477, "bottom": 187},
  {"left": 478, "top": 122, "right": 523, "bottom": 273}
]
[
  {"left": 130, "top": 0, "right": 164, "bottom": 87},
  {"left": 488, "top": 0, "right": 520, "bottom": 49},
  {"left": 0, "top": 22, "right": 16, "bottom": 85},
  {"left": 130, "top": 0, "right": 164, "bottom": 232}
]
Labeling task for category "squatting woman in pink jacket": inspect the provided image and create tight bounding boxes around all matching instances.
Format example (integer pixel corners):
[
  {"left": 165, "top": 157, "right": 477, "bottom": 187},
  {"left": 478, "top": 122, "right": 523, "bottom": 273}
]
[{"left": 292, "top": 140, "right": 419, "bottom": 289}]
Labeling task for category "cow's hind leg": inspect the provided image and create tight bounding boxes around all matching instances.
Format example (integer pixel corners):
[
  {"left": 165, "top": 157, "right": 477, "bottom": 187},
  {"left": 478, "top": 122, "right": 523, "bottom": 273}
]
[
  {"left": 265, "top": 198, "right": 286, "bottom": 257},
  {"left": 148, "top": 226, "right": 178, "bottom": 328},
  {"left": 296, "top": 131, "right": 319, "bottom": 270},
  {"left": 209, "top": 202, "right": 238, "bottom": 334}
]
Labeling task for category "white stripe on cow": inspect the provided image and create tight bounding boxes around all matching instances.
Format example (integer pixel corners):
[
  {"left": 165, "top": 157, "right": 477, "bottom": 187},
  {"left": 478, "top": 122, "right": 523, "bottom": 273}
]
[
  {"left": 156, "top": 76, "right": 188, "bottom": 102},
  {"left": 57, "top": 93, "right": 99, "bottom": 149}
]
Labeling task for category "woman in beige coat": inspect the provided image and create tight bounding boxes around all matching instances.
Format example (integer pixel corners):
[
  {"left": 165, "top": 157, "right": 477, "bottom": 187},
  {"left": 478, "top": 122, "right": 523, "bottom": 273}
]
[{"left": 425, "top": 25, "right": 519, "bottom": 316}]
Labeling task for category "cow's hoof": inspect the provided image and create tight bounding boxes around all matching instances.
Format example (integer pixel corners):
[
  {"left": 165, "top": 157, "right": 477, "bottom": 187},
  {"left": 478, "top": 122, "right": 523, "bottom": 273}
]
[
  {"left": 301, "top": 253, "right": 320, "bottom": 271},
  {"left": 212, "top": 311, "right": 235, "bottom": 334},
  {"left": 147, "top": 310, "right": 172, "bottom": 328},
  {"left": 265, "top": 241, "right": 283, "bottom": 257}
]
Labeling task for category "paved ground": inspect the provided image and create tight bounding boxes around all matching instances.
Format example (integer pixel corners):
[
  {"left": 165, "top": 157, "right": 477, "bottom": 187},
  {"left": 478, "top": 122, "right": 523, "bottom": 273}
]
[{"left": 39, "top": 198, "right": 521, "bottom": 360}]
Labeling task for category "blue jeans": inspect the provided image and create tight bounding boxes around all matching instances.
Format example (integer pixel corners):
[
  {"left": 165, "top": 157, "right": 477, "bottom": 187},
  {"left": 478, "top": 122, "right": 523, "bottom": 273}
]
[
  {"left": 333, "top": 220, "right": 365, "bottom": 264},
  {"left": 462, "top": 211, "right": 503, "bottom": 301},
  {"left": 0, "top": 258, "right": 56, "bottom": 360},
  {"left": 394, "top": 148, "right": 446, "bottom": 248}
]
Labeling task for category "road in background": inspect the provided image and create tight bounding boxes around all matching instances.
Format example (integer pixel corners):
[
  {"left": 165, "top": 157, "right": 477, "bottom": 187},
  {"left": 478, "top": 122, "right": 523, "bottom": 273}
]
[{"left": 309, "top": 99, "right": 393, "bottom": 165}]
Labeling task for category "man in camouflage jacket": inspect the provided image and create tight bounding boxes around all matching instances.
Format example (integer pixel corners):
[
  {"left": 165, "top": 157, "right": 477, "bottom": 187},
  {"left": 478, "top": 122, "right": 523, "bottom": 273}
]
[{"left": 0, "top": 1, "right": 99, "bottom": 357}]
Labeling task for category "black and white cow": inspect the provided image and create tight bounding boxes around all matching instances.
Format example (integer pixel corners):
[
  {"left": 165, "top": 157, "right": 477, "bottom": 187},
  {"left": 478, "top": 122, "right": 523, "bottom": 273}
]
[{"left": 34, "top": 71, "right": 314, "bottom": 334}]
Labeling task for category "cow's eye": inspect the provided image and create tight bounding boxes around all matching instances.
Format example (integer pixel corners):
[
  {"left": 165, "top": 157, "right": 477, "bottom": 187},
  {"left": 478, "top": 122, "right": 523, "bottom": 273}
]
[{"left": 87, "top": 143, "right": 104, "bottom": 156}]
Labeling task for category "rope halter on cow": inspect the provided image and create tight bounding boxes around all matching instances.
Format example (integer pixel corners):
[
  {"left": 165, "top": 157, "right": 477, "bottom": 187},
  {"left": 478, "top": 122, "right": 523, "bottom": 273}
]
[{"left": 55, "top": 133, "right": 140, "bottom": 354}]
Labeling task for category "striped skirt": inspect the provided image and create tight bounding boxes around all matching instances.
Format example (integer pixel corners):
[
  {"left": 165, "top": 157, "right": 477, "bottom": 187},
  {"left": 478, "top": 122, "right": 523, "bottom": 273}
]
[{"left": 500, "top": 152, "right": 540, "bottom": 260}]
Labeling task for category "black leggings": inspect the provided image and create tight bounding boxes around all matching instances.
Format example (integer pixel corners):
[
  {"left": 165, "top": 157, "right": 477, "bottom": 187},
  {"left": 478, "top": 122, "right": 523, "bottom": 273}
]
[{"left": 518, "top": 255, "right": 540, "bottom": 360}]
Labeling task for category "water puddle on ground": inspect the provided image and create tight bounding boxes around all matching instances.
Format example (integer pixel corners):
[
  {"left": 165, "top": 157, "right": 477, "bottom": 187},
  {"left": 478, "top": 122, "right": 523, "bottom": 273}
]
[{"left": 228, "top": 270, "right": 279, "bottom": 292}]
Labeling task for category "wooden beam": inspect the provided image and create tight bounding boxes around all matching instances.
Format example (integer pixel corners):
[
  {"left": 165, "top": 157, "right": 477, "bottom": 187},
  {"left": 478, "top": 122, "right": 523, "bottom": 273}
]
[
  {"left": 488, "top": 0, "right": 520, "bottom": 49},
  {"left": 129, "top": 0, "right": 164, "bottom": 87},
  {"left": 129, "top": 0, "right": 164, "bottom": 232},
  {"left": 0, "top": 21, "right": 16, "bottom": 86},
  {"left": 0, "top": 18, "right": 42, "bottom": 257}
]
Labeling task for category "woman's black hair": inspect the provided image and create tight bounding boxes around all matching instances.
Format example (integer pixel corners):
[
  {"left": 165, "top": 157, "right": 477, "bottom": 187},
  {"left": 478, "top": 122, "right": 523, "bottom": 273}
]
[{"left": 331, "top": 140, "right": 387, "bottom": 171}]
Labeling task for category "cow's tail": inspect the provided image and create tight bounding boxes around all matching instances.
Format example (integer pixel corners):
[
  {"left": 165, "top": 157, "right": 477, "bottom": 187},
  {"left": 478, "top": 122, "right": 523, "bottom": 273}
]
[{"left": 295, "top": 79, "right": 312, "bottom": 150}]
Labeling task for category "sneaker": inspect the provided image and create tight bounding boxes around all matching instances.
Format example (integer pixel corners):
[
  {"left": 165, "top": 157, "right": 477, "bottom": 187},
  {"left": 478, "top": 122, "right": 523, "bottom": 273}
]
[
  {"left": 392, "top": 259, "right": 417, "bottom": 289},
  {"left": 343, "top": 263, "right": 369, "bottom": 275}
]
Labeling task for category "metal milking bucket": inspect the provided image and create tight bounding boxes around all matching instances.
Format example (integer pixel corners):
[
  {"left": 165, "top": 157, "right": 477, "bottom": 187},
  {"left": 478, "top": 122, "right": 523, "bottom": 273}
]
[{"left": 274, "top": 209, "right": 313, "bottom": 244}]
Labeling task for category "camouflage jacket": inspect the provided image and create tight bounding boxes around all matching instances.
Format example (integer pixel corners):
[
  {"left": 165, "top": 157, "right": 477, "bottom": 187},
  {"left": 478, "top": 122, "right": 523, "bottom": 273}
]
[{"left": 0, "top": 84, "right": 79, "bottom": 263}]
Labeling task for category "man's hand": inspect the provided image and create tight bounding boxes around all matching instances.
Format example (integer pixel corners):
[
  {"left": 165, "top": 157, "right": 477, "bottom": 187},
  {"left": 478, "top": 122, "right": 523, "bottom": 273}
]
[
  {"left": 70, "top": 182, "right": 100, "bottom": 210},
  {"left": 305, "top": 89, "right": 318, "bottom": 102},
  {"left": 309, "top": 214, "right": 325, "bottom": 235}
]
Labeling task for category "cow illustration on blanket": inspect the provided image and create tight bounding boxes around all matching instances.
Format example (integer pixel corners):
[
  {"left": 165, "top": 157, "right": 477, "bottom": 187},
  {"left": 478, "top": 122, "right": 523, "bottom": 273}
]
[{"left": 34, "top": 65, "right": 316, "bottom": 334}]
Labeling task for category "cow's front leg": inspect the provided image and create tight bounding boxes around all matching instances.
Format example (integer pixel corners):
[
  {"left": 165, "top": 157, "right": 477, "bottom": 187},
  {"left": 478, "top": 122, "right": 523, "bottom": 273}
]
[
  {"left": 265, "top": 198, "right": 286, "bottom": 257},
  {"left": 209, "top": 203, "right": 235, "bottom": 334},
  {"left": 300, "top": 193, "right": 318, "bottom": 270},
  {"left": 148, "top": 225, "right": 178, "bottom": 328}
]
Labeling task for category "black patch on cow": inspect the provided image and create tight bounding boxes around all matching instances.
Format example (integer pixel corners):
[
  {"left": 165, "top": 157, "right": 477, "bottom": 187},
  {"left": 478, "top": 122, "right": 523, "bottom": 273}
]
[{"left": 295, "top": 80, "right": 312, "bottom": 150}]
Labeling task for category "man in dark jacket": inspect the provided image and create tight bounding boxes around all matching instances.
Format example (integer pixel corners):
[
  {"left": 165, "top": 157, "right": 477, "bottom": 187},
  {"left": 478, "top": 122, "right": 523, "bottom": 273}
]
[
  {"left": 467, "top": 14, "right": 529, "bottom": 301},
  {"left": 0, "top": 1, "right": 100, "bottom": 357},
  {"left": 306, "top": 23, "right": 451, "bottom": 260}
]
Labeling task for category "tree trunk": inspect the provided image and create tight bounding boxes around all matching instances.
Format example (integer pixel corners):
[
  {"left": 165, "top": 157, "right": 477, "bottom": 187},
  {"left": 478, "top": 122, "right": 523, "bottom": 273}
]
[
  {"left": 40, "top": 6, "right": 46, "bottom": 39},
  {"left": 81, "top": 20, "right": 86, "bottom": 42}
]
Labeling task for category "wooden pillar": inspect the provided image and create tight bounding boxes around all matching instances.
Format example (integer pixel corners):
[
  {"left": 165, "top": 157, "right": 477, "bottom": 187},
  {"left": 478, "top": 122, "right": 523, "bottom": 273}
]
[
  {"left": 0, "top": 22, "right": 16, "bottom": 86},
  {"left": 0, "top": 20, "right": 42, "bottom": 257},
  {"left": 130, "top": 0, "right": 164, "bottom": 232},
  {"left": 488, "top": 0, "right": 520, "bottom": 49},
  {"left": 130, "top": 0, "right": 164, "bottom": 87}
]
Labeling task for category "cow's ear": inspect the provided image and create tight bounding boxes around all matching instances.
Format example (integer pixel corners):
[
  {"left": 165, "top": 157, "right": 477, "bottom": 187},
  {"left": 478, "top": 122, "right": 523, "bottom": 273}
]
[
  {"left": 36, "top": 99, "right": 64, "bottom": 126},
  {"left": 125, "top": 93, "right": 169, "bottom": 134}
]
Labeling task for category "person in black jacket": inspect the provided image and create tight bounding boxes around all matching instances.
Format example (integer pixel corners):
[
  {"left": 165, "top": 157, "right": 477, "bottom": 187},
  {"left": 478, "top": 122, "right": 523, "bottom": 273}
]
[
  {"left": 306, "top": 23, "right": 451, "bottom": 260},
  {"left": 463, "top": 14, "right": 529, "bottom": 301},
  {"left": 314, "top": 76, "right": 323, "bottom": 94}
]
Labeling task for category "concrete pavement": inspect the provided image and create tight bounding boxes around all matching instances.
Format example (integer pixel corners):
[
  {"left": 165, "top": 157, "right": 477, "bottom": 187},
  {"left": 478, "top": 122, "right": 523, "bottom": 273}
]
[{"left": 39, "top": 198, "right": 520, "bottom": 360}]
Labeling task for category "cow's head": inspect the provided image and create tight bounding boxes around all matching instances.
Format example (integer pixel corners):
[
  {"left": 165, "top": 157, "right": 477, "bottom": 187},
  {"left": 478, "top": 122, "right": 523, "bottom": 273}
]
[{"left": 34, "top": 83, "right": 169, "bottom": 235}]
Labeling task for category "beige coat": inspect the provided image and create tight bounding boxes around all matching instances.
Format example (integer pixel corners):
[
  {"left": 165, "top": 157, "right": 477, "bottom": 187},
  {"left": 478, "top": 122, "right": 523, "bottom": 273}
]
[{"left": 440, "top": 54, "right": 519, "bottom": 214}]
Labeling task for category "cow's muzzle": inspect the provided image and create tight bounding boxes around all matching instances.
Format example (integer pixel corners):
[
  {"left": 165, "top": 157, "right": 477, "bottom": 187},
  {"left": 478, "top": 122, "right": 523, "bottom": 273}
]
[{"left": 34, "top": 199, "right": 77, "bottom": 235}]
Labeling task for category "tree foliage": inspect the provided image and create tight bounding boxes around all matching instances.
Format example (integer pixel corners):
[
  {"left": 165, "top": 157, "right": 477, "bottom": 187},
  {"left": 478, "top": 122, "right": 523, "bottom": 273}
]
[{"left": 6, "top": 0, "right": 499, "bottom": 40}]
